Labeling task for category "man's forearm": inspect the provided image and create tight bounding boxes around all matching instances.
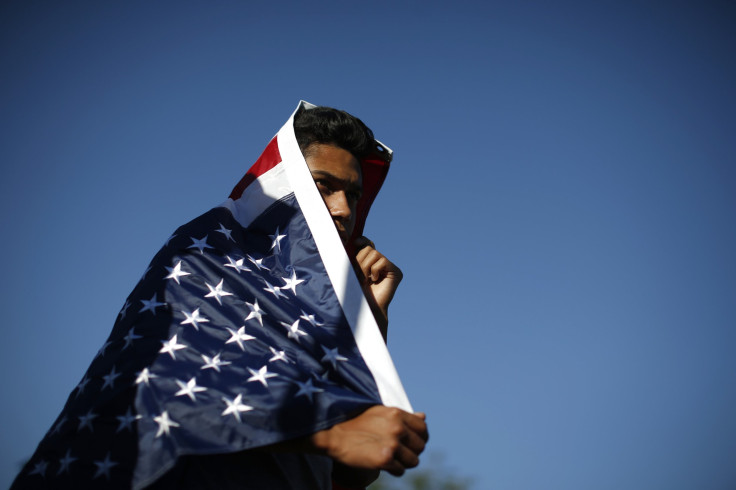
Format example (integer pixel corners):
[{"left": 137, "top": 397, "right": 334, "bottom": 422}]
[
  {"left": 263, "top": 405, "right": 428, "bottom": 478},
  {"left": 332, "top": 462, "right": 380, "bottom": 488}
]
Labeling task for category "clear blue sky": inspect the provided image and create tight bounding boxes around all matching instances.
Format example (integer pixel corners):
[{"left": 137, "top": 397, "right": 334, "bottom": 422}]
[{"left": 2, "top": 1, "right": 735, "bottom": 488}]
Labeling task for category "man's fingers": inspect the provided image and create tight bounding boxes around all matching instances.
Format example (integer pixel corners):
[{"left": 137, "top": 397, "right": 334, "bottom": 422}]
[
  {"left": 402, "top": 413, "right": 429, "bottom": 441},
  {"left": 366, "top": 257, "right": 391, "bottom": 283},
  {"left": 355, "top": 245, "right": 378, "bottom": 265},
  {"left": 383, "top": 459, "right": 406, "bottom": 477},
  {"left": 357, "top": 253, "right": 401, "bottom": 284},
  {"left": 356, "top": 249, "right": 388, "bottom": 283},
  {"left": 392, "top": 411, "right": 428, "bottom": 467},
  {"left": 381, "top": 442, "right": 421, "bottom": 476},
  {"left": 394, "top": 443, "right": 421, "bottom": 469},
  {"left": 358, "top": 250, "right": 380, "bottom": 281},
  {"left": 401, "top": 427, "right": 428, "bottom": 454},
  {"left": 322, "top": 406, "right": 429, "bottom": 475}
]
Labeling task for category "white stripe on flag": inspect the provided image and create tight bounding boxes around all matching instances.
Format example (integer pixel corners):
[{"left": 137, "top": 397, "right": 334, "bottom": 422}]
[
  {"left": 221, "top": 163, "right": 291, "bottom": 229},
  {"left": 276, "top": 104, "right": 412, "bottom": 412}
]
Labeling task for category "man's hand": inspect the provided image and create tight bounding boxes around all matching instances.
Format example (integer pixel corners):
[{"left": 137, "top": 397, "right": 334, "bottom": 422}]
[
  {"left": 353, "top": 237, "right": 403, "bottom": 329},
  {"left": 314, "top": 406, "right": 428, "bottom": 479}
]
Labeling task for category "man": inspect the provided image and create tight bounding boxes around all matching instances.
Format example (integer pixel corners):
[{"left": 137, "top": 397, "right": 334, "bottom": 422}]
[{"left": 13, "top": 103, "right": 427, "bottom": 489}]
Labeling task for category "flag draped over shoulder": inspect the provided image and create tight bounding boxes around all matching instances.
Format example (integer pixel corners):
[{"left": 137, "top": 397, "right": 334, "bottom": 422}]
[{"left": 13, "top": 101, "right": 411, "bottom": 489}]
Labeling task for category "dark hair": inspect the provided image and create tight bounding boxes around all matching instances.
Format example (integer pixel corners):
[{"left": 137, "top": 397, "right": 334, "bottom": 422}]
[{"left": 294, "top": 106, "right": 377, "bottom": 160}]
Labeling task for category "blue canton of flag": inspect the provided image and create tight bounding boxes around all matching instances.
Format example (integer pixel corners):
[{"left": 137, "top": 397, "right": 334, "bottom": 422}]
[{"left": 12, "top": 101, "right": 411, "bottom": 489}]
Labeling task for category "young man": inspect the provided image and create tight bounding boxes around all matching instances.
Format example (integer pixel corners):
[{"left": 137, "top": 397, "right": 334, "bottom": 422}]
[{"left": 13, "top": 103, "right": 427, "bottom": 489}]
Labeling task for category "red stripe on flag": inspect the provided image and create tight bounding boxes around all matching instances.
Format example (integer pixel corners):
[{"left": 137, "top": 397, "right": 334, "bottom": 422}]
[
  {"left": 229, "top": 136, "right": 282, "bottom": 200},
  {"left": 351, "top": 154, "right": 390, "bottom": 242}
]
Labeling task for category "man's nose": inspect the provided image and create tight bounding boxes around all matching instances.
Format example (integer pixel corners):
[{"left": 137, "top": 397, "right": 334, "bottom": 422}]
[{"left": 328, "top": 192, "right": 352, "bottom": 220}]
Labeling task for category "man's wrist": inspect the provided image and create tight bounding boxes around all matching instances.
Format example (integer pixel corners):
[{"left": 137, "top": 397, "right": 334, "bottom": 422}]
[
  {"left": 332, "top": 462, "right": 380, "bottom": 488},
  {"left": 309, "top": 426, "right": 334, "bottom": 457}
]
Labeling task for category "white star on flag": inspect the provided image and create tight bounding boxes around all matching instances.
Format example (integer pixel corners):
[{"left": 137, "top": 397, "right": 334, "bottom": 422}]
[
  {"left": 221, "top": 394, "right": 253, "bottom": 422},
  {"left": 175, "top": 377, "right": 208, "bottom": 401},
  {"left": 205, "top": 278, "right": 234, "bottom": 305},
  {"left": 279, "top": 269, "right": 305, "bottom": 295},
  {"left": 140, "top": 265, "right": 152, "bottom": 281},
  {"left": 247, "top": 365, "right": 278, "bottom": 387},
  {"left": 29, "top": 460, "right": 48, "bottom": 477},
  {"left": 299, "top": 310, "right": 324, "bottom": 327},
  {"left": 101, "top": 365, "right": 121, "bottom": 390},
  {"left": 51, "top": 415, "right": 67, "bottom": 435},
  {"left": 122, "top": 327, "right": 142, "bottom": 349},
  {"left": 116, "top": 406, "right": 142, "bottom": 433},
  {"left": 119, "top": 299, "right": 131, "bottom": 320},
  {"left": 269, "top": 346, "right": 289, "bottom": 363},
  {"left": 140, "top": 293, "right": 166, "bottom": 315},
  {"left": 188, "top": 235, "right": 214, "bottom": 254},
  {"left": 181, "top": 308, "right": 210, "bottom": 330},
  {"left": 95, "top": 340, "right": 112, "bottom": 359},
  {"left": 135, "top": 367, "right": 157, "bottom": 386},
  {"left": 247, "top": 254, "right": 270, "bottom": 271},
  {"left": 75, "top": 375, "right": 90, "bottom": 397},
  {"left": 225, "top": 326, "right": 255, "bottom": 351},
  {"left": 321, "top": 346, "right": 349, "bottom": 370},
  {"left": 78, "top": 410, "right": 97, "bottom": 432},
  {"left": 201, "top": 352, "right": 231, "bottom": 372},
  {"left": 160, "top": 334, "right": 187, "bottom": 360},
  {"left": 165, "top": 260, "right": 191, "bottom": 284},
  {"left": 224, "top": 255, "right": 250, "bottom": 273},
  {"left": 153, "top": 411, "right": 180, "bottom": 438},
  {"left": 93, "top": 453, "right": 117, "bottom": 480},
  {"left": 263, "top": 280, "right": 287, "bottom": 299},
  {"left": 294, "top": 378, "right": 324, "bottom": 402},
  {"left": 244, "top": 299, "right": 265, "bottom": 326},
  {"left": 269, "top": 227, "right": 286, "bottom": 253},
  {"left": 216, "top": 222, "right": 235, "bottom": 241},
  {"left": 281, "top": 319, "right": 307, "bottom": 342},
  {"left": 57, "top": 449, "right": 76, "bottom": 475}
]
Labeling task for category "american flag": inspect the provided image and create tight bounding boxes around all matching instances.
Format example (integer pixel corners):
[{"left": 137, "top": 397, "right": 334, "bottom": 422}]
[{"left": 13, "top": 102, "right": 411, "bottom": 489}]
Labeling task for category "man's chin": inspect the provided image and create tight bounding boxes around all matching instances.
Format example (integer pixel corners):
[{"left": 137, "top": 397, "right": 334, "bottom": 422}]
[{"left": 334, "top": 224, "right": 350, "bottom": 245}]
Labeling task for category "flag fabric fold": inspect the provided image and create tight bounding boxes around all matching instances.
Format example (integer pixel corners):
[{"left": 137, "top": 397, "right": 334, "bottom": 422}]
[{"left": 13, "top": 101, "right": 410, "bottom": 489}]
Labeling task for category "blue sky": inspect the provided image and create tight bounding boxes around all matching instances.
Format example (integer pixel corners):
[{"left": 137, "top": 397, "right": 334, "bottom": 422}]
[{"left": 1, "top": 1, "right": 735, "bottom": 488}]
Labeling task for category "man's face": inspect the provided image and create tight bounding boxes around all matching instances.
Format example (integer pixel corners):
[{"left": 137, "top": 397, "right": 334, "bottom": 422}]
[{"left": 304, "top": 143, "right": 363, "bottom": 244}]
